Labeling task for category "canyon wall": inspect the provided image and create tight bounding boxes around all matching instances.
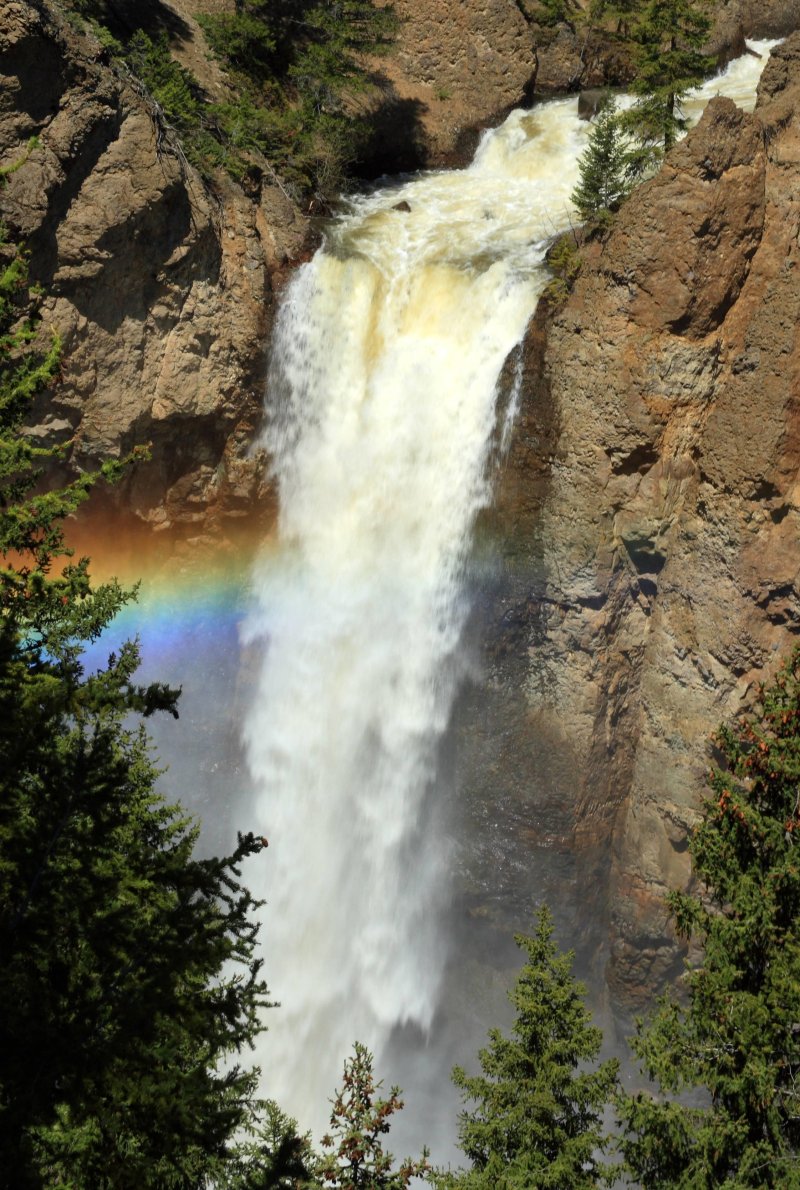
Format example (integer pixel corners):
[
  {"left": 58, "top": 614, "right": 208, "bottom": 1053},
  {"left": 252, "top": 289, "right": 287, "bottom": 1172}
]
[
  {"left": 0, "top": 0, "right": 308, "bottom": 551},
  {"left": 470, "top": 34, "right": 800, "bottom": 1007}
]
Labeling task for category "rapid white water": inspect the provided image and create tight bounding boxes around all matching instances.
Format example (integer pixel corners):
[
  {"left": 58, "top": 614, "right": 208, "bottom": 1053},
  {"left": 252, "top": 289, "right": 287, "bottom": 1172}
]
[{"left": 241, "top": 41, "right": 777, "bottom": 1141}]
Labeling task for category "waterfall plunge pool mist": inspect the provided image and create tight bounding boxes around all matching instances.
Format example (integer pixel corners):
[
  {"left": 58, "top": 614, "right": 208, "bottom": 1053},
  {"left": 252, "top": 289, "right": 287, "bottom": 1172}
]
[{"left": 82, "top": 40, "right": 779, "bottom": 1167}]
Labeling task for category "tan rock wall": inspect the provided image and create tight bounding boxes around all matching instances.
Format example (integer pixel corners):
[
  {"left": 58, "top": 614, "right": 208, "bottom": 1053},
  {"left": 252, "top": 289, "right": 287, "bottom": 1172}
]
[
  {"left": 476, "top": 37, "right": 800, "bottom": 1007},
  {"left": 368, "top": 0, "right": 800, "bottom": 168},
  {"left": 0, "top": 0, "right": 308, "bottom": 546}
]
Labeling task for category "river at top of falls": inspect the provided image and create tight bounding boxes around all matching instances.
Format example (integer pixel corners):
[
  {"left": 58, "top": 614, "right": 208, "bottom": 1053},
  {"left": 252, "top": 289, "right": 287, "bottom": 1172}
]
[{"left": 239, "top": 41, "right": 778, "bottom": 1149}]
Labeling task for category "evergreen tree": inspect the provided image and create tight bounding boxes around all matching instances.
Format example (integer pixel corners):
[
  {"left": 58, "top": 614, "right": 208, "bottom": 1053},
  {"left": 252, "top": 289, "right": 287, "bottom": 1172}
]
[
  {"left": 317, "top": 1042, "right": 429, "bottom": 1189},
  {"left": 571, "top": 99, "right": 633, "bottom": 224},
  {"left": 624, "top": 0, "right": 711, "bottom": 163},
  {"left": 0, "top": 205, "right": 271, "bottom": 1186},
  {"left": 617, "top": 647, "right": 800, "bottom": 1187},
  {"left": 289, "top": 0, "right": 398, "bottom": 105},
  {"left": 219, "top": 1100, "right": 318, "bottom": 1189},
  {"left": 434, "top": 909, "right": 619, "bottom": 1189}
]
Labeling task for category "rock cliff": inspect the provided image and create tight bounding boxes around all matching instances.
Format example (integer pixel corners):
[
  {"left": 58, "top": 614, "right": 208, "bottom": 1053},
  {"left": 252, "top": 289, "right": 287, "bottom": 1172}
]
[
  {"left": 0, "top": 0, "right": 309, "bottom": 548},
  {"left": 376, "top": 0, "right": 800, "bottom": 166},
  {"left": 469, "top": 34, "right": 800, "bottom": 1008}
]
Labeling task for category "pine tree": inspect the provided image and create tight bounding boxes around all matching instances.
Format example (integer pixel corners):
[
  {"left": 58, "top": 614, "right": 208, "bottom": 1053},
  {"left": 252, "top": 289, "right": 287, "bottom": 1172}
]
[
  {"left": 218, "top": 1100, "right": 318, "bottom": 1189},
  {"left": 624, "top": 0, "right": 711, "bottom": 163},
  {"left": 0, "top": 195, "right": 271, "bottom": 1187},
  {"left": 317, "top": 1043, "right": 430, "bottom": 1189},
  {"left": 434, "top": 909, "right": 619, "bottom": 1189},
  {"left": 617, "top": 648, "right": 800, "bottom": 1187},
  {"left": 571, "top": 99, "right": 633, "bottom": 224}
]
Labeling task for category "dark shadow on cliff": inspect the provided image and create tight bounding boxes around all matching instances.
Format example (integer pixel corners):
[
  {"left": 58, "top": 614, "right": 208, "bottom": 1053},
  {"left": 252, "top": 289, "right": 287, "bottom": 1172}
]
[
  {"left": 27, "top": 103, "right": 124, "bottom": 285},
  {"left": 53, "top": 180, "right": 220, "bottom": 336},
  {"left": 353, "top": 91, "right": 429, "bottom": 179},
  {"left": 449, "top": 296, "right": 575, "bottom": 941},
  {"left": 87, "top": 0, "right": 193, "bottom": 49},
  {"left": 120, "top": 411, "right": 231, "bottom": 514},
  {"left": 0, "top": 31, "right": 75, "bottom": 126}
]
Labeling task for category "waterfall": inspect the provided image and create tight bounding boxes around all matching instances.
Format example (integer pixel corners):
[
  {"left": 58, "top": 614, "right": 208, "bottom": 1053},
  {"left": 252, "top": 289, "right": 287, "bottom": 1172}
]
[{"left": 240, "top": 42, "right": 776, "bottom": 1142}]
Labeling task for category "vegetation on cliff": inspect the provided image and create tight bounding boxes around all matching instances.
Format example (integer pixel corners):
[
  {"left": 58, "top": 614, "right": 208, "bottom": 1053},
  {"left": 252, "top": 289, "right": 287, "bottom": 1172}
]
[
  {"left": 623, "top": 0, "right": 711, "bottom": 159},
  {"left": 65, "top": 0, "right": 397, "bottom": 199},
  {"left": 199, "top": 0, "right": 397, "bottom": 194},
  {"left": 571, "top": 0, "right": 712, "bottom": 225},
  {"left": 570, "top": 97, "right": 633, "bottom": 223}
]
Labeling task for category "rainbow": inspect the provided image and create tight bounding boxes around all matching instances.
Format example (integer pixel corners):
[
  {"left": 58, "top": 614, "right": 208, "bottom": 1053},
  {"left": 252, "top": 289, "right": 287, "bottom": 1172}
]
[{"left": 63, "top": 511, "right": 268, "bottom": 688}]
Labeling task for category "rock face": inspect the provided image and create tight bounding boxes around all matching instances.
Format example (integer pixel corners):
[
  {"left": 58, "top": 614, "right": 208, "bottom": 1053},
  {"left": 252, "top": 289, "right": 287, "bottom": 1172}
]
[
  {"left": 366, "top": 0, "right": 640, "bottom": 165},
  {"left": 0, "top": 0, "right": 309, "bottom": 544},
  {"left": 356, "top": 0, "right": 536, "bottom": 169},
  {"left": 469, "top": 36, "right": 800, "bottom": 1007},
  {"left": 367, "top": 0, "right": 800, "bottom": 169}
]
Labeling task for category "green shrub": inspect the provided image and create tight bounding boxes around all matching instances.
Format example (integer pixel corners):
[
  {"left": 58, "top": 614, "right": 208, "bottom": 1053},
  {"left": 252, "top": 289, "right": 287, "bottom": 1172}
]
[
  {"left": 199, "top": 0, "right": 399, "bottom": 195},
  {"left": 123, "top": 31, "right": 230, "bottom": 177},
  {"left": 544, "top": 234, "right": 582, "bottom": 303}
]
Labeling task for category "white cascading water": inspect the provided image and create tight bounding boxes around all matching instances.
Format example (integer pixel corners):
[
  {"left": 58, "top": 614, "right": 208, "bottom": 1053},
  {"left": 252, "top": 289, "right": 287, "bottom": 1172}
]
[{"left": 241, "top": 42, "right": 776, "bottom": 1140}]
